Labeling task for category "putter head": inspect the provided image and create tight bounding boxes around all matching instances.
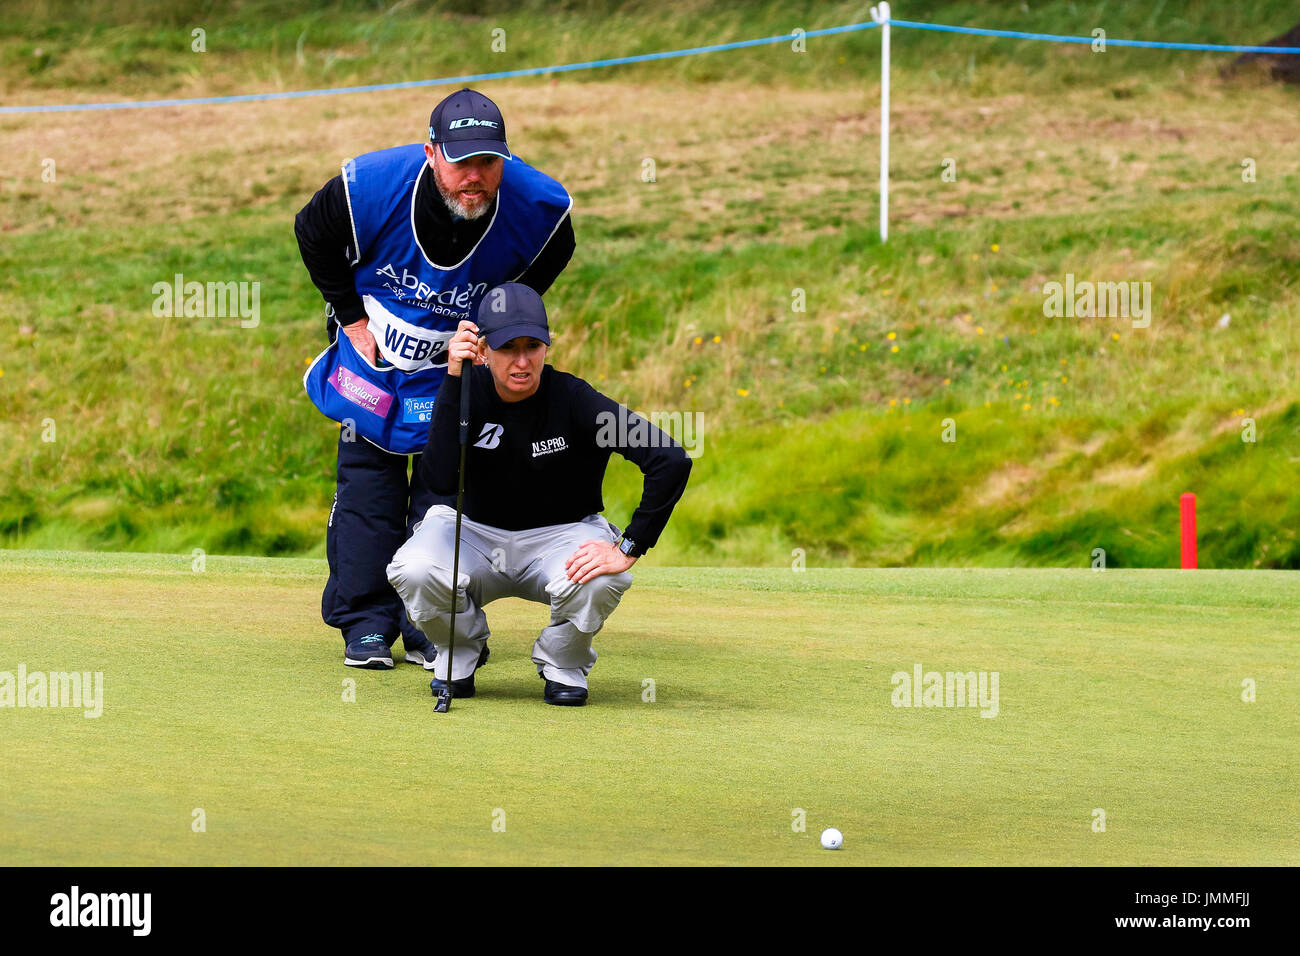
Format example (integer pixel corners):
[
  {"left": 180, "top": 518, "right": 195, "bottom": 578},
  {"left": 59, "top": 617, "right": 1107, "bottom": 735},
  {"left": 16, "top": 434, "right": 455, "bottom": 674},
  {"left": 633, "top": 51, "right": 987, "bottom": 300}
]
[{"left": 434, "top": 690, "right": 452, "bottom": 713}]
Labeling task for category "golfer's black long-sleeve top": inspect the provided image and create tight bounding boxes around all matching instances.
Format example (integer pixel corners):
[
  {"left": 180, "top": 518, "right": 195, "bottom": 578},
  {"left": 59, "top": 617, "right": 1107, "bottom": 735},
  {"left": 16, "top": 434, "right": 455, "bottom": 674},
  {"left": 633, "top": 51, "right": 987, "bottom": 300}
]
[
  {"left": 295, "top": 166, "right": 575, "bottom": 332},
  {"left": 421, "top": 366, "right": 691, "bottom": 556}
]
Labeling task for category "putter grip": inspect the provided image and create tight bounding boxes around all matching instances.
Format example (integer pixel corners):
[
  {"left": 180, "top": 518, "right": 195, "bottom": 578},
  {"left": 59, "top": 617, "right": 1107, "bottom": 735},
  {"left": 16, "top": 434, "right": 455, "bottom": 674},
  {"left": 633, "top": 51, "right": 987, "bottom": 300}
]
[{"left": 457, "top": 357, "right": 472, "bottom": 445}]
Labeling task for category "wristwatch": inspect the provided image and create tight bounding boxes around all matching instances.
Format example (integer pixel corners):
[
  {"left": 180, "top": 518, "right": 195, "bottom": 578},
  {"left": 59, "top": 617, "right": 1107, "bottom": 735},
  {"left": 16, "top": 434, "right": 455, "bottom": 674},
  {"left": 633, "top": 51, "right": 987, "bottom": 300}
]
[{"left": 617, "top": 536, "right": 637, "bottom": 557}]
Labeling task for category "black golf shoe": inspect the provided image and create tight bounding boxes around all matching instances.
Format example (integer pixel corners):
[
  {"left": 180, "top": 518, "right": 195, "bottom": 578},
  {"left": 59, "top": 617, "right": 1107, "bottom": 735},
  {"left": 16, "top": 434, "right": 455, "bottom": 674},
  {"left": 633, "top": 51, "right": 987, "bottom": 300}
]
[
  {"left": 427, "top": 643, "right": 490, "bottom": 698},
  {"left": 344, "top": 634, "right": 394, "bottom": 669},
  {"left": 542, "top": 678, "right": 588, "bottom": 707},
  {"left": 429, "top": 674, "right": 476, "bottom": 699}
]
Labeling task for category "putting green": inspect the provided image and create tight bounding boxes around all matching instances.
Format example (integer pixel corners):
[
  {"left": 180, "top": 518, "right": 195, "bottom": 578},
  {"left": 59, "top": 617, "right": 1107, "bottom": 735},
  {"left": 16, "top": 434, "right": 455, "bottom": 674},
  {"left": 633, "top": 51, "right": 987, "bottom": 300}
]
[{"left": 1, "top": 550, "right": 1295, "bottom": 866}]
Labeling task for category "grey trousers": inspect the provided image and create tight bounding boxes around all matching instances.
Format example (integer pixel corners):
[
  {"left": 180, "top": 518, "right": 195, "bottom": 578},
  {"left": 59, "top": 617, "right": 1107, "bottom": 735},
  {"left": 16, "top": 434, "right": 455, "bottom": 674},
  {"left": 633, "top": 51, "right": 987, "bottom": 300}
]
[{"left": 386, "top": 505, "right": 633, "bottom": 688}]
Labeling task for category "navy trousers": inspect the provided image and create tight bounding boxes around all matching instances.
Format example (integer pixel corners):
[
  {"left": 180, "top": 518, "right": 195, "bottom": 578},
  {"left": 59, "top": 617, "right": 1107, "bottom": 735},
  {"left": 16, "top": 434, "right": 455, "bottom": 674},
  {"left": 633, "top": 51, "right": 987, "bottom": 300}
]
[{"left": 322, "top": 433, "right": 454, "bottom": 646}]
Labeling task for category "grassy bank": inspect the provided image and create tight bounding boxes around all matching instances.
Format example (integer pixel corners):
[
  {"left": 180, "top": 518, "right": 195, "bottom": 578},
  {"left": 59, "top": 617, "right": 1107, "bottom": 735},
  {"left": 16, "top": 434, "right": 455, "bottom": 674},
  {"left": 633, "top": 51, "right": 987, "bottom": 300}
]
[{"left": 0, "top": 1, "right": 1297, "bottom": 566}]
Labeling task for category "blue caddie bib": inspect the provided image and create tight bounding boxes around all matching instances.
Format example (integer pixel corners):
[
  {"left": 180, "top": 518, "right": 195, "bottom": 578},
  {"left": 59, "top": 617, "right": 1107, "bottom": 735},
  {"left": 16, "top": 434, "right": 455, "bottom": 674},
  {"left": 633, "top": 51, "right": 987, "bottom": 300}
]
[{"left": 303, "top": 143, "right": 572, "bottom": 453}]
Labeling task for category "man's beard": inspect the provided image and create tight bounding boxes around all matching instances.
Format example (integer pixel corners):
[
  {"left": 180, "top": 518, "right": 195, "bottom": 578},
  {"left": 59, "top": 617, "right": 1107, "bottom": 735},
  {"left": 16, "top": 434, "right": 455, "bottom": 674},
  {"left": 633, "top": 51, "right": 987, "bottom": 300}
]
[{"left": 432, "top": 161, "right": 493, "bottom": 220}]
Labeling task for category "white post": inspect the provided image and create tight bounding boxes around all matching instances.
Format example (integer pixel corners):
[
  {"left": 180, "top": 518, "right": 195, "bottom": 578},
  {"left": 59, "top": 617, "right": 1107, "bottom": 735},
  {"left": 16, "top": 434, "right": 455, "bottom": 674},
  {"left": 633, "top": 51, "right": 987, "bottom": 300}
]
[{"left": 875, "top": 2, "right": 891, "bottom": 242}]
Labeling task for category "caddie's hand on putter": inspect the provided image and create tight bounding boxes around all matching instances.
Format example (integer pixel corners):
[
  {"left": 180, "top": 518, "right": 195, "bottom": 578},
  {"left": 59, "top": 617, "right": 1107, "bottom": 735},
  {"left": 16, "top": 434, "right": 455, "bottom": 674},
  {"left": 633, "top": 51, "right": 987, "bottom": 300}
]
[
  {"left": 565, "top": 539, "right": 636, "bottom": 583},
  {"left": 446, "top": 320, "right": 484, "bottom": 374},
  {"left": 341, "top": 317, "right": 379, "bottom": 365}
]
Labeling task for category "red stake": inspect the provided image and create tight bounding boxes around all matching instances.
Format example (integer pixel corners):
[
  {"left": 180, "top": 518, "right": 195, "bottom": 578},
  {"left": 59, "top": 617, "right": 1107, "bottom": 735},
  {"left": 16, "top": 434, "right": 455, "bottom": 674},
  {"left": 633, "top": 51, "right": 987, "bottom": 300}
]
[{"left": 1180, "top": 493, "right": 1197, "bottom": 569}]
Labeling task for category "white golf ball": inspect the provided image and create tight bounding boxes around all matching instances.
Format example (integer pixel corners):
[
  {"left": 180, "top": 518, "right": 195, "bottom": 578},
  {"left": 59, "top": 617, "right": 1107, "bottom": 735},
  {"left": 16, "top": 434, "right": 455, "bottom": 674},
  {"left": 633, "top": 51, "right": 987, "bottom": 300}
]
[{"left": 820, "top": 827, "right": 843, "bottom": 850}]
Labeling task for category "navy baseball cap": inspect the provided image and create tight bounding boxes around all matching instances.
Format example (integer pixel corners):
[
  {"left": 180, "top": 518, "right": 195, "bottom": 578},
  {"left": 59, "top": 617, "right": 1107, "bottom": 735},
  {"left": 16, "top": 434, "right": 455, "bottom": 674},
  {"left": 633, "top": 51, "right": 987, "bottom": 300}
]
[
  {"left": 476, "top": 283, "right": 550, "bottom": 349},
  {"left": 429, "top": 88, "right": 511, "bottom": 163}
]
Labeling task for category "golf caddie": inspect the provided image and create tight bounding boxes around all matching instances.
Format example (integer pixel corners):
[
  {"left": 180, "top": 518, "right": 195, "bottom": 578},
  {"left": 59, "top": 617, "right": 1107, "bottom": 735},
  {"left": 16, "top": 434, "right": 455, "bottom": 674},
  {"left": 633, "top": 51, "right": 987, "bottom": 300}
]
[
  {"left": 296, "top": 89, "right": 575, "bottom": 670},
  {"left": 386, "top": 283, "right": 692, "bottom": 706}
]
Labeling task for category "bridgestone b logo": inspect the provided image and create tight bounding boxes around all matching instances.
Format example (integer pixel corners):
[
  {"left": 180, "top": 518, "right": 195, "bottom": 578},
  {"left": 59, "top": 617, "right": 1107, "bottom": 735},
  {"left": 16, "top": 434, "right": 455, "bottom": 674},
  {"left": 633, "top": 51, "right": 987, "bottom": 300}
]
[{"left": 474, "top": 423, "right": 503, "bottom": 449}]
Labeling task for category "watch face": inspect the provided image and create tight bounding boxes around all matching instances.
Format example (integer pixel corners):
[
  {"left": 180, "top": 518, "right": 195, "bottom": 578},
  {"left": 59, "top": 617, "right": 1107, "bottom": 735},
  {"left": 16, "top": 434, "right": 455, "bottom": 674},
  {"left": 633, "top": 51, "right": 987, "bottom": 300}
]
[{"left": 619, "top": 538, "right": 635, "bottom": 556}]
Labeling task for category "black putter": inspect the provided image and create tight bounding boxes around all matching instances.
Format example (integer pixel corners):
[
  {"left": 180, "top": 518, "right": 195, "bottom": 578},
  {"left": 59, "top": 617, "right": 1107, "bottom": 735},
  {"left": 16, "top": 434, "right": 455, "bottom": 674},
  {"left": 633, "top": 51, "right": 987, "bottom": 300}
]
[{"left": 434, "top": 344, "right": 475, "bottom": 714}]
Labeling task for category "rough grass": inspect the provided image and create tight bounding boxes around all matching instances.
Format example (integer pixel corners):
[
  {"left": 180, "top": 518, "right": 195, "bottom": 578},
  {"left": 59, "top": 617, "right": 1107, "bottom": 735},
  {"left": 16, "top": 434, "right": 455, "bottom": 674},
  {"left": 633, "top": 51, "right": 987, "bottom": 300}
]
[{"left": 5, "top": 0, "right": 1299, "bottom": 97}]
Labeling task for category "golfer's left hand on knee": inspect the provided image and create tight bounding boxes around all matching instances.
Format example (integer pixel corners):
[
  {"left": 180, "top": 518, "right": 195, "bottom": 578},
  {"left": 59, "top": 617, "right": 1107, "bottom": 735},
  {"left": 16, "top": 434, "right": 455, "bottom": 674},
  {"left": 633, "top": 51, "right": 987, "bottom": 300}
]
[{"left": 565, "top": 540, "right": 636, "bottom": 584}]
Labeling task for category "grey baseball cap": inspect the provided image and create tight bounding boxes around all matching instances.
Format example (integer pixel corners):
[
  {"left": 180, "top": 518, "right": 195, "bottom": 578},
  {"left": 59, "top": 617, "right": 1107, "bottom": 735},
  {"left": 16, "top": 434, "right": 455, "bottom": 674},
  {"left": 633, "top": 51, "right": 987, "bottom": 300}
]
[
  {"left": 476, "top": 283, "right": 550, "bottom": 349},
  {"left": 429, "top": 88, "right": 512, "bottom": 163}
]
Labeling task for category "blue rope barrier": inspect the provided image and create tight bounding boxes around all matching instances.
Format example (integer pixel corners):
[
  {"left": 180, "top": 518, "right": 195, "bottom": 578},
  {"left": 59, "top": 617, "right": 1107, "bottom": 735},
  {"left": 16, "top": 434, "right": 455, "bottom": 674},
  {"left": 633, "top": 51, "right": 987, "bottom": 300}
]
[
  {"left": 0, "top": 21, "right": 878, "bottom": 115},
  {"left": 890, "top": 18, "right": 1300, "bottom": 53}
]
